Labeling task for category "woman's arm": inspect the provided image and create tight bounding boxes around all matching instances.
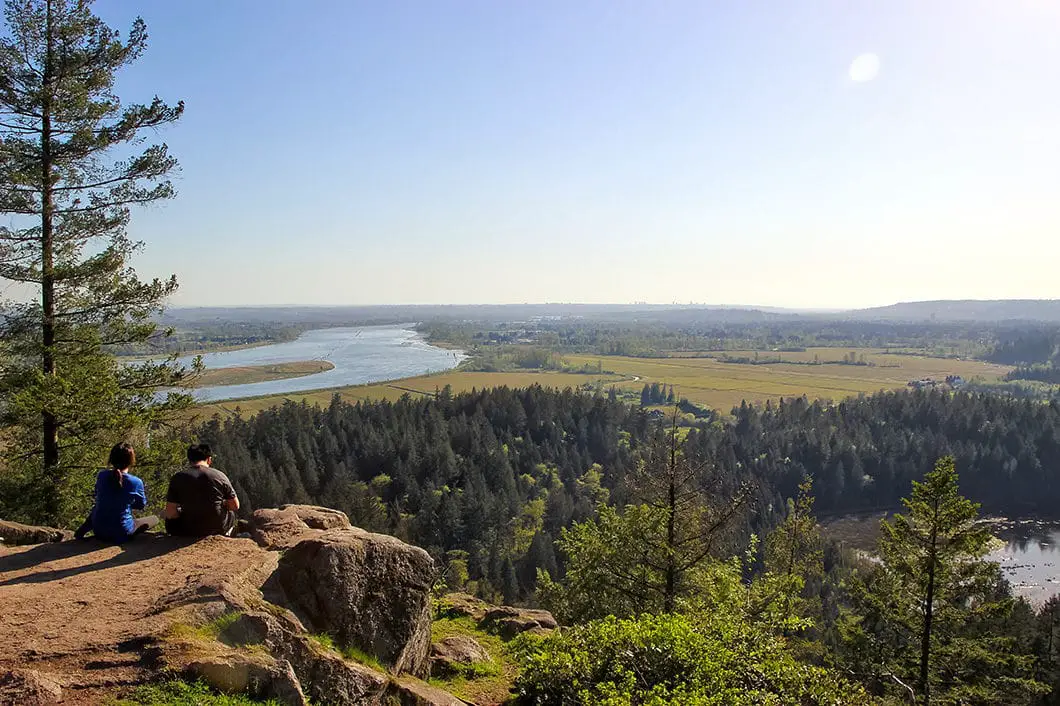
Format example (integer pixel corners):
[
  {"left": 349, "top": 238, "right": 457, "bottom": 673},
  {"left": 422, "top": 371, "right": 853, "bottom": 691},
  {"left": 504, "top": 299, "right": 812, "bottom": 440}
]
[{"left": 130, "top": 478, "right": 147, "bottom": 511}]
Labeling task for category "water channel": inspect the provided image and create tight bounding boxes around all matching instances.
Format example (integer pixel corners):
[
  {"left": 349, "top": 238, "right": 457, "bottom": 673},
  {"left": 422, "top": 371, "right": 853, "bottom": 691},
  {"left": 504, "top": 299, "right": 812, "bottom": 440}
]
[{"left": 180, "top": 325, "right": 465, "bottom": 402}]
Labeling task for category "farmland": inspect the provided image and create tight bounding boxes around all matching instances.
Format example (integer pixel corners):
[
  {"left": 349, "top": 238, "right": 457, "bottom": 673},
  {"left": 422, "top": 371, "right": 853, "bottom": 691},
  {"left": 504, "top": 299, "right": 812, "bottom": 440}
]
[
  {"left": 563, "top": 348, "right": 1012, "bottom": 410},
  {"left": 188, "top": 347, "right": 1010, "bottom": 420}
]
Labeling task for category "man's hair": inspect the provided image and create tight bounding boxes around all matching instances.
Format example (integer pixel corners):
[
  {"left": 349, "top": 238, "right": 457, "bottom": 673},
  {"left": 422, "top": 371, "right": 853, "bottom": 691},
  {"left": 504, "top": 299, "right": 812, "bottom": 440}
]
[{"left": 187, "top": 444, "right": 212, "bottom": 464}]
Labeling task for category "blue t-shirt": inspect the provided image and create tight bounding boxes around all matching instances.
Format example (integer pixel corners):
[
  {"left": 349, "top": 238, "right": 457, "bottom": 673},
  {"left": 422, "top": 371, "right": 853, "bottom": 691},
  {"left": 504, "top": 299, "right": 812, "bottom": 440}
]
[{"left": 90, "top": 470, "right": 147, "bottom": 542}]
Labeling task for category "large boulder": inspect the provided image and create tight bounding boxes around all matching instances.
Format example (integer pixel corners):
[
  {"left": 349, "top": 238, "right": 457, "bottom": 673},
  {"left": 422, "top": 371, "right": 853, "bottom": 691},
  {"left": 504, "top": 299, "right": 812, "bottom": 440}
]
[
  {"left": 0, "top": 520, "right": 69, "bottom": 546},
  {"left": 249, "top": 505, "right": 352, "bottom": 550},
  {"left": 276, "top": 528, "right": 436, "bottom": 676}
]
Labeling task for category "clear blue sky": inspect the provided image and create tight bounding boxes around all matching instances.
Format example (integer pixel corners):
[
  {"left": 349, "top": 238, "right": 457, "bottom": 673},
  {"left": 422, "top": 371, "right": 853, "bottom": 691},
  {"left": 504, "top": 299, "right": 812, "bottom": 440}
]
[{"left": 96, "top": 0, "right": 1060, "bottom": 308}]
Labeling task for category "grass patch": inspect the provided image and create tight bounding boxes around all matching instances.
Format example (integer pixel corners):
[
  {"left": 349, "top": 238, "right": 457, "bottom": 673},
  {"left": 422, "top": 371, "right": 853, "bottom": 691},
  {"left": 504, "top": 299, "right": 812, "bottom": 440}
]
[
  {"left": 107, "top": 680, "right": 282, "bottom": 706},
  {"left": 428, "top": 616, "right": 519, "bottom": 704},
  {"left": 308, "top": 633, "right": 386, "bottom": 673},
  {"left": 166, "top": 611, "right": 243, "bottom": 648}
]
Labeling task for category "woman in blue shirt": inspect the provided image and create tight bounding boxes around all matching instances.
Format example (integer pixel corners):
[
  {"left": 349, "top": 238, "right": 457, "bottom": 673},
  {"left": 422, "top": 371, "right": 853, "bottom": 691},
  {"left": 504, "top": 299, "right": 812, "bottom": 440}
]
[{"left": 74, "top": 443, "right": 159, "bottom": 543}]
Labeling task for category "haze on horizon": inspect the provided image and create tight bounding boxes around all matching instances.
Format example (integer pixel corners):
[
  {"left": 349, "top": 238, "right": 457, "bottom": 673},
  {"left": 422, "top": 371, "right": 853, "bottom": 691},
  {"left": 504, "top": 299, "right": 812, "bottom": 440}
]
[{"left": 80, "top": 0, "right": 1060, "bottom": 309}]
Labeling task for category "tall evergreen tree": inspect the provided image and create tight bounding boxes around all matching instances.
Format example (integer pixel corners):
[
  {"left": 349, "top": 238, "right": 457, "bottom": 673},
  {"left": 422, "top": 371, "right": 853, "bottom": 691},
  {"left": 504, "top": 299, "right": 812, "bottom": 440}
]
[
  {"left": 539, "top": 410, "right": 752, "bottom": 620},
  {"left": 0, "top": 0, "right": 187, "bottom": 524},
  {"left": 841, "top": 457, "right": 1044, "bottom": 704}
]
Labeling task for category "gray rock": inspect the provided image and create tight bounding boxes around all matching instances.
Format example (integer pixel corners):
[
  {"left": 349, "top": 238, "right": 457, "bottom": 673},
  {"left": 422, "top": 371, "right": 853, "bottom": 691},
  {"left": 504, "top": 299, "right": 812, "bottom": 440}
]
[
  {"left": 276, "top": 527, "right": 436, "bottom": 676},
  {"left": 429, "top": 635, "right": 492, "bottom": 677},
  {"left": 249, "top": 505, "right": 352, "bottom": 550},
  {"left": 225, "top": 611, "right": 389, "bottom": 706},
  {"left": 0, "top": 669, "right": 62, "bottom": 705},
  {"left": 481, "top": 605, "right": 558, "bottom": 639},
  {"left": 278, "top": 504, "right": 351, "bottom": 529},
  {"left": 0, "top": 520, "right": 70, "bottom": 546},
  {"left": 386, "top": 676, "right": 471, "bottom": 706},
  {"left": 436, "top": 592, "right": 491, "bottom": 622},
  {"left": 185, "top": 654, "right": 307, "bottom": 706}
]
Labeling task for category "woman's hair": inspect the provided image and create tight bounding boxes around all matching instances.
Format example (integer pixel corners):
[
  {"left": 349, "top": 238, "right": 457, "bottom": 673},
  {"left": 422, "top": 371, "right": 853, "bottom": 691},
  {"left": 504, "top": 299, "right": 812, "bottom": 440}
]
[{"left": 108, "top": 442, "right": 135, "bottom": 488}]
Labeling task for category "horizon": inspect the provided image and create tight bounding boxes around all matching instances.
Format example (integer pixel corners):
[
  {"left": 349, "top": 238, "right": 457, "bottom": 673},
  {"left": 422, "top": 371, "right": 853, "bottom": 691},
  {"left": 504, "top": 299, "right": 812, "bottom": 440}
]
[{"left": 11, "top": 0, "right": 1060, "bottom": 309}]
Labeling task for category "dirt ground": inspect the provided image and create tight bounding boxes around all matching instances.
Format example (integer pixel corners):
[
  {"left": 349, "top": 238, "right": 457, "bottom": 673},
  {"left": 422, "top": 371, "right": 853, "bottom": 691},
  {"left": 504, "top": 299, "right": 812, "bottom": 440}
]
[{"left": 0, "top": 534, "right": 270, "bottom": 705}]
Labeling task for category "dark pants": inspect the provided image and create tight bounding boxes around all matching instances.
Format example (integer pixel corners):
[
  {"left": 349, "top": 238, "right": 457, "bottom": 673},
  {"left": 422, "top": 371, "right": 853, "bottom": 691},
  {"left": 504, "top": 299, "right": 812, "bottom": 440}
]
[
  {"left": 74, "top": 513, "right": 159, "bottom": 541},
  {"left": 164, "top": 510, "right": 237, "bottom": 538}
]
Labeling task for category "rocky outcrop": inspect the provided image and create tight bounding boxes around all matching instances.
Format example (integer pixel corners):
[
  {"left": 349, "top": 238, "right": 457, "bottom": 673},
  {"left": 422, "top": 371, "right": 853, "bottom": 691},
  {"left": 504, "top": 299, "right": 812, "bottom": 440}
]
[
  {"left": 481, "top": 605, "right": 558, "bottom": 639},
  {"left": 0, "top": 506, "right": 464, "bottom": 705},
  {"left": 429, "top": 636, "right": 492, "bottom": 677},
  {"left": 0, "top": 520, "right": 69, "bottom": 546},
  {"left": 0, "top": 668, "right": 62, "bottom": 705},
  {"left": 276, "top": 527, "right": 436, "bottom": 676}
]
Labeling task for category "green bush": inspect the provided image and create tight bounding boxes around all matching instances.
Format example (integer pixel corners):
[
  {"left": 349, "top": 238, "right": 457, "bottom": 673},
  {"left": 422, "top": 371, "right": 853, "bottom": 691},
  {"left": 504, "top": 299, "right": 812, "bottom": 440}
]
[{"left": 514, "top": 613, "right": 870, "bottom": 705}]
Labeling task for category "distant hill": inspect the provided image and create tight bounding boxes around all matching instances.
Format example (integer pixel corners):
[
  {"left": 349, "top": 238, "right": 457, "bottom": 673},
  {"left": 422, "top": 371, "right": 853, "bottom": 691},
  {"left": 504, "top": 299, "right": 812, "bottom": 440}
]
[{"left": 846, "top": 300, "right": 1060, "bottom": 323}]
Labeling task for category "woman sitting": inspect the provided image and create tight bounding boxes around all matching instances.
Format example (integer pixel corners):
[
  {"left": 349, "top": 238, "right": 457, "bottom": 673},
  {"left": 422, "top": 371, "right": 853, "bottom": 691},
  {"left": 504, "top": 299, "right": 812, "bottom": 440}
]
[{"left": 74, "top": 443, "right": 159, "bottom": 543}]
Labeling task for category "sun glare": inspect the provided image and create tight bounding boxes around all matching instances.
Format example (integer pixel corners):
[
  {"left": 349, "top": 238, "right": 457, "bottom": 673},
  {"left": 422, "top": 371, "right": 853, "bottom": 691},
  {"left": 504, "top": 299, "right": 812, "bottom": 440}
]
[{"left": 848, "top": 53, "right": 881, "bottom": 83}]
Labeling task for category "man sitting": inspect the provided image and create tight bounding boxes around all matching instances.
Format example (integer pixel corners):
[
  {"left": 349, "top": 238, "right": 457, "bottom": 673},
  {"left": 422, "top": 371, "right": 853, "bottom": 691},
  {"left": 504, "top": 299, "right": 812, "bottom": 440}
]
[{"left": 164, "top": 444, "right": 240, "bottom": 537}]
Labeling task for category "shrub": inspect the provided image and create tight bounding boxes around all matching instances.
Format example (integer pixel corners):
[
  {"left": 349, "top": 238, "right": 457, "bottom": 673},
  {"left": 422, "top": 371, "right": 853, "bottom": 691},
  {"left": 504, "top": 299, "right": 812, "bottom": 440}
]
[{"left": 514, "top": 613, "right": 870, "bottom": 705}]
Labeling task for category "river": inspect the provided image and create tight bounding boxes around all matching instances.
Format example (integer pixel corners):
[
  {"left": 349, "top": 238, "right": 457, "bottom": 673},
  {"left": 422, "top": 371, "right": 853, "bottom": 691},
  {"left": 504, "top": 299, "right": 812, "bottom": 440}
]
[
  {"left": 989, "top": 522, "right": 1060, "bottom": 607},
  {"left": 178, "top": 325, "right": 465, "bottom": 402}
]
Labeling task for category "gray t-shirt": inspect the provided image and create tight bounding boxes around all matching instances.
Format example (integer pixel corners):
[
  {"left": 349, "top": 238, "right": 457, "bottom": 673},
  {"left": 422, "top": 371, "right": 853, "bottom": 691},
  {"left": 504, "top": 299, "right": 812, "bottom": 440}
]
[{"left": 165, "top": 465, "right": 236, "bottom": 536}]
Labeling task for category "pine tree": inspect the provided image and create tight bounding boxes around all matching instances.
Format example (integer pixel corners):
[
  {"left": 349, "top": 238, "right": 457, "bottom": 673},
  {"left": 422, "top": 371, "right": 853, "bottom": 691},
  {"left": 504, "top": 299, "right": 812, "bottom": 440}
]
[
  {"left": 841, "top": 457, "right": 1044, "bottom": 704},
  {"left": 763, "top": 477, "right": 822, "bottom": 627},
  {"left": 540, "top": 409, "right": 752, "bottom": 621},
  {"left": 0, "top": 0, "right": 187, "bottom": 524}
]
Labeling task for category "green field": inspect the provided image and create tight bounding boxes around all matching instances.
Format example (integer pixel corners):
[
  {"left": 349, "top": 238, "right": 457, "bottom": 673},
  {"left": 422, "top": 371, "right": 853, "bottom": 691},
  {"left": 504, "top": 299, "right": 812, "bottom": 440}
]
[
  {"left": 564, "top": 348, "right": 1011, "bottom": 410},
  {"left": 188, "top": 347, "right": 1011, "bottom": 420},
  {"left": 188, "top": 360, "right": 335, "bottom": 388}
]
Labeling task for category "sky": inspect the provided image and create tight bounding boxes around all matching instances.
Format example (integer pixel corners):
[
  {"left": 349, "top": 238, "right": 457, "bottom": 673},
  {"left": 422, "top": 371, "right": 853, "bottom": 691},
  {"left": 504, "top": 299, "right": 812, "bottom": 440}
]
[{"left": 82, "top": 0, "right": 1060, "bottom": 308}]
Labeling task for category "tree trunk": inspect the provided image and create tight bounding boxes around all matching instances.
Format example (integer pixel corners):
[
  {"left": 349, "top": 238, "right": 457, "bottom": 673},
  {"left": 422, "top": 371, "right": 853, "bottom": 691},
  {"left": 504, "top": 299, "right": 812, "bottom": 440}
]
[
  {"left": 663, "top": 408, "right": 679, "bottom": 613},
  {"left": 920, "top": 499, "right": 940, "bottom": 705},
  {"left": 40, "top": 0, "right": 59, "bottom": 521}
]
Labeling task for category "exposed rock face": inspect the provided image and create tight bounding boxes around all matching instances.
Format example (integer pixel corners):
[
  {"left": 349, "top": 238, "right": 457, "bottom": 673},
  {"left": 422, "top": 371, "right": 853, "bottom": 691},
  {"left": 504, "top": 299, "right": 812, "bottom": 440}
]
[
  {"left": 223, "top": 611, "right": 389, "bottom": 706},
  {"left": 0, "top": 520, "right": 69, "bottom": 546},
  {"left": 0, "top": 668, "right": 62, "bottom": 705},
  {"left": 276, "top": 527, "right": 436, "bottom": 676},
  {"left": 430, "top": 636, "right": 492, "bottom": 677}
]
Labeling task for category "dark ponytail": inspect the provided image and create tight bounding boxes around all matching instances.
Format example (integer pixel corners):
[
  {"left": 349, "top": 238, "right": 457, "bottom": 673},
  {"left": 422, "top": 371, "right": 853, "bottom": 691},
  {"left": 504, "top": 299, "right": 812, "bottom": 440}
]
[{"left": 108, "top": 443, "right": 135, "bottom": 489}]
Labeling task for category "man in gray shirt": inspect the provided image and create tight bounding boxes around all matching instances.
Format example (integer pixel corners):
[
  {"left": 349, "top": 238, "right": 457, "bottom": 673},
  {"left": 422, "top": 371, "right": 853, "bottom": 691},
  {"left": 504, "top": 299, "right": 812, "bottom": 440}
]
[{"left": 164, "top": 444, "right": 240, "bottom": 537}]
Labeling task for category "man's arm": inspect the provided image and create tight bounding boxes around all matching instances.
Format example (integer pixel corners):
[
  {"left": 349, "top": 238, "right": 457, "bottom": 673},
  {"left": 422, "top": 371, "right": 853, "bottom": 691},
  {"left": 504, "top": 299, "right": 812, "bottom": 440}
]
[
  {"left": 164, "top": 502, "right": 181, "bottom": 520},
  {"left": 218, "top": 471, "right": 240, "bottom": 512}
]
